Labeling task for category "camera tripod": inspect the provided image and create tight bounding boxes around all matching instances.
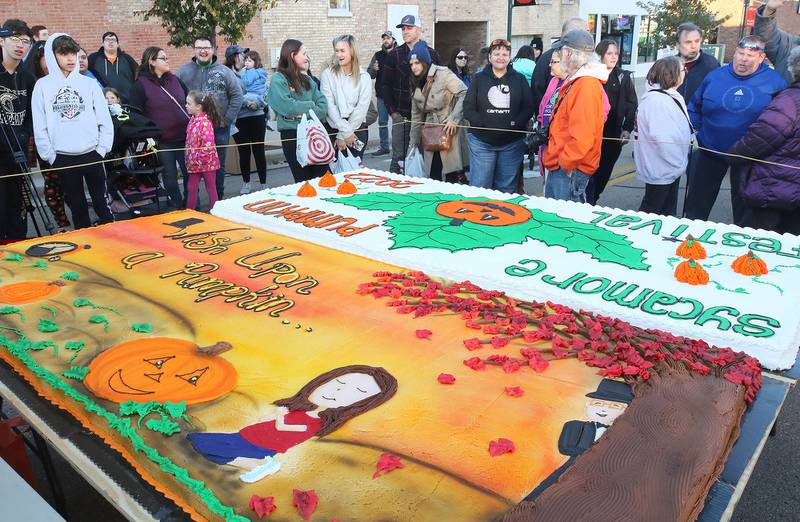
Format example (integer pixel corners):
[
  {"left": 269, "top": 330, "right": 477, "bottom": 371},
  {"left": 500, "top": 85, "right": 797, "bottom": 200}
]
[{"left": 0, "top": 118, "right": 56, "bottom": 237}]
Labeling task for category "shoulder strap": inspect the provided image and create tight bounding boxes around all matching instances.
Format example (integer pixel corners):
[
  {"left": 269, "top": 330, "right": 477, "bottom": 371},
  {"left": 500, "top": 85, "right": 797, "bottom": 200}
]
[
  {"left": 550, "top": 77, "right": 579, "bottom": 123},
  {"left": 159, "top": 84, "right": 190, "bottom": 119},
  {"left": 421, "top": 69, "right": 437, "bottom": 114},
  {"left": 652, "top": 89, "right": 694, "bottom": 134}
]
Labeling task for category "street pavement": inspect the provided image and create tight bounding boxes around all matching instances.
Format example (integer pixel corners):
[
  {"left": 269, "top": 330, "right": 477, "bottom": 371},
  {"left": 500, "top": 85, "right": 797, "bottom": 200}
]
[{"left": 5, "top": 79, "right": 797, "bottom": 521}]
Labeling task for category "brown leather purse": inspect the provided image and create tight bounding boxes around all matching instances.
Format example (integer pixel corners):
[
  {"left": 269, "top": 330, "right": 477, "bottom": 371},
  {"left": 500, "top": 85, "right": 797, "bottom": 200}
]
[{"left": 420, "top": 73, "right": 453, "bottom": 152}]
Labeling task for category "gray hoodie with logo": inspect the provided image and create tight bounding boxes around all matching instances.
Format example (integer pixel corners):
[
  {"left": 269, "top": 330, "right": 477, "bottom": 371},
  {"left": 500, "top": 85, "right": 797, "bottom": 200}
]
[{"left": 175, "top": 56, "right": 243, "bottom": 127}]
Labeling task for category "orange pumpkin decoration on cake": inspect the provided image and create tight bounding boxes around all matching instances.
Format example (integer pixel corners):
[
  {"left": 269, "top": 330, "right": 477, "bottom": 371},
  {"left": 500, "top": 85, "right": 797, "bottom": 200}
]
[
  {"left": 732, "top": 251, "right": 769, "bottom": 276},
  {"left": 297, "top": 181, "right": 317, "bottom": 197},
  {"left": 676, "top": 235, "right": 707, "bottom": 260},
  {"left": 84, "top": 338, "right": 237, "bottom": 405},
  {"left": 336, "top": 180, "right": 357, "bottom": 194},
  {"left": 318, "top": 172, "right": 337, "bottom": 188},
  {"left": 435, "top": 200, "right": 532, "bottom": 227},
  {"left": 0, "top": 280, "right": 64, "bottom": 305},
  {"left": 675, "top": 259, "right": 709, "bottom": 285}
]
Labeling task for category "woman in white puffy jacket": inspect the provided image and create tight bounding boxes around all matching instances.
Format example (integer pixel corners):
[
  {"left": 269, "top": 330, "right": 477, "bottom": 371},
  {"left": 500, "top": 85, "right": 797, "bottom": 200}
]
[
  {"left": 320, "top": 35, "right": 373, "bottom": 159},
  {"left": 634, "top": 56, "right": 694, "bottom": 217}
]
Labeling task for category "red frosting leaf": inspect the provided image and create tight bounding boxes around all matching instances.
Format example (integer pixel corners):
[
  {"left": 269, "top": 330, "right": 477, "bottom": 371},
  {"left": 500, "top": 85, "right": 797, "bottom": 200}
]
[
  {"left": 415, "top": 329, "right": 433, "bottom": 340},
  {"left": 372, "top": 452, "right": 405, "bottom": 478},
  {"left": 249, "top": 495, "right": 277, "bottom": 518},
  {"left": 505, "top": 386, "right": 524, "bottom": 397},
  {"left": 292, "top": 489, "right": 318, "bottom": 520},
  {"left": 437, "top": 373, "right": 456, "bottom": 384},
  {"left": 463, "top": 338, "right": 483, "bottom": 351},
  {"left": 463, "top": 357, "right": 486, "bottom": 371},
  {"left": 528, "top": 357, "right": 549, "bottom": 373},
  {"left": 488, "top": 437, "right": 516, "bottom": 456}
]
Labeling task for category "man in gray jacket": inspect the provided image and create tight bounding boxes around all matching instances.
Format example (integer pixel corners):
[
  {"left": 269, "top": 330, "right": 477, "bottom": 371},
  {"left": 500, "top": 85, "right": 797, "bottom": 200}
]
[
  {"left": 754, "top": 0, "right": 800, "bottom": 84},
  {"left": 176, "top": 36, "right": 243, "bottom": 199}
]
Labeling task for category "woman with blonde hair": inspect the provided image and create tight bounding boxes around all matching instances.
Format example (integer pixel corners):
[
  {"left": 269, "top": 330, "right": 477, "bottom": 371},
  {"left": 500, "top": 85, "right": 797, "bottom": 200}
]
[{"left": 320, "top": 35, "right": 372, "bottom": 158}]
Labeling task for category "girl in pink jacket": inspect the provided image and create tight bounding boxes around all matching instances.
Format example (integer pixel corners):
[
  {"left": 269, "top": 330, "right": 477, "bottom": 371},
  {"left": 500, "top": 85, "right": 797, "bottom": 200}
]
[{"left": 184, "top": 91, "right": 222, "bottom": 210}]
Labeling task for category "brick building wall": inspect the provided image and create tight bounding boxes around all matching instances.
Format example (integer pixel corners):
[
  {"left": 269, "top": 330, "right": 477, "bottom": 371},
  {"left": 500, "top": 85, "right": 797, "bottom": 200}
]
[
  {"left": 8, "top": 0, "right": 575, "bottom": 74},
  {"left": 713, "top": 1, "right": 800, "bottom": 63}
]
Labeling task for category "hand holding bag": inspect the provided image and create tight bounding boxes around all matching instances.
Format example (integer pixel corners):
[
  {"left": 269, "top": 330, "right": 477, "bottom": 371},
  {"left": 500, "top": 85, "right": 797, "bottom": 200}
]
[
  {"left": 420, "top": 74, "right": 454, "bottom": 152},
  {"left": 296, "top": 111, "right": 335, "bottom": 167}
]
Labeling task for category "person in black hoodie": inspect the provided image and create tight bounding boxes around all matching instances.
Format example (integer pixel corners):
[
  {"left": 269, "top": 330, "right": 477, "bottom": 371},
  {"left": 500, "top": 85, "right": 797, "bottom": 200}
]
[
  {"left": 463, "top": 38, "right": 533, "bottom": 193},
  {"left": 586, "top": 39, "right": 637, "bottom": 205},
  {"left": 87, "top": 31, "right": 138, "bottom": 102},
  {"left": 675, "top": 23, "right": 719, "bottom": 104},
  {"left": 368, "top": 30, "right": 396, "bottom": 156},
  {"left": 0, "top": 19, "right": 36, "bottom": 240}
]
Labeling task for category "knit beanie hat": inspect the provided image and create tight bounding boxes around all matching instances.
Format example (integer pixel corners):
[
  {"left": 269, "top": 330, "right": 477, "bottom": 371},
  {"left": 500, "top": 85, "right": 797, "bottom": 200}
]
[{"left": 409, "top": 40, "right": 432, "bottom": 65}]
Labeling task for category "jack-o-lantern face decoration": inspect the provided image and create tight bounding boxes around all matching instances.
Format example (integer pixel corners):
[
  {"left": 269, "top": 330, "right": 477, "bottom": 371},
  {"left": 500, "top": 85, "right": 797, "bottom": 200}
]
[
  {"left": 84, "top": 338, "right": 237, "bottom": 405},
  {"left": 436, "top": 200, "right": 532, "bottom": 227}
]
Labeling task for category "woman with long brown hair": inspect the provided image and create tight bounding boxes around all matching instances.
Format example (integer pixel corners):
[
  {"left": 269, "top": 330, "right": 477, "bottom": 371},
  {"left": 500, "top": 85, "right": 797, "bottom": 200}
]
[
  {"left": 187, "top": 364, "right": 397, "bottom": 483},
  {"left": 129, "top": 46, "right": 190, "bottom": 208},
  {"left": 267, "top": 39, "right": 329, "bottom": 182}
]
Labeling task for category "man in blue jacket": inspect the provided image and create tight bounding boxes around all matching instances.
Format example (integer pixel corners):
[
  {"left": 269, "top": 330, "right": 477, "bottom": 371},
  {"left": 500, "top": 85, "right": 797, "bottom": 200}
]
[{"left": 684, "top": 36, "right": 786, "bottom": 225}]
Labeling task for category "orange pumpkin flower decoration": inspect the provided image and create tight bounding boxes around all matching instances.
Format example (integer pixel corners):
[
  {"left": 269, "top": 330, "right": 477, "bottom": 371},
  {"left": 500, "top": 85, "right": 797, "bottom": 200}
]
[
  {"left": 84, "top": 338, "right": 237, "bottom": 405},
  {"left": 297, "top": 182, "right": 317, "bottom": 197},
  {"left": 675, "top": 259, "right": 709, "bottom": 286},
  {"left": 676, "top": 235, "right": 707, "bottom": 260},
  {"left": 336, "top": 180, "right": 357, "bottom": 194},
  {"left": 0, "top": 280, "right": 64, "bottom": 305},
  {"left": 435, "top": 200, "right": 532, "bottom": 227},
  {"left": 318, "top": 172, "right": 337, "bottom": 188},
  {"left": 732, "top": 251, "right": 769, "bottom": 276}
]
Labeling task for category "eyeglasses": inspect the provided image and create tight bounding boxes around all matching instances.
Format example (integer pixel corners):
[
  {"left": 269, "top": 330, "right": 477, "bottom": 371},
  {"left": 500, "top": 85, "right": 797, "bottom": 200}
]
[
  {"left": 194, "top": 46, "right": 213, "bottom": 51},
  {"left": 490, "top": 39, "right": 511, "bottom": 48},
  {"left": 549, "top": 59, "right": 561, "bottom": 65},
  {"left": 155, "top": 56, "right": 168, "bottom": 61},
  {"left": 103, "top": 37, "right": 118, "bottom": 43},
  {"left": 5, "top": 36, "right": 32, "bottom": 46},
  {"left": 456, "top": 55, "right": 468, "bottom": 60},
  {"left": 737, "top": 39, "right": 765, "bottom": 53}
]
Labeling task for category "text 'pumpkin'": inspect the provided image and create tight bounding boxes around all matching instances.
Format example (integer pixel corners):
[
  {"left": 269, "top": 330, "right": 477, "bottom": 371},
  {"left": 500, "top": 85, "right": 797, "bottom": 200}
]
[
  {"left": 84, "top": 338, "right": 237, "bottom": 405},
  {"left": 435, "top": 200, "right": 532, "bottom": 227}
]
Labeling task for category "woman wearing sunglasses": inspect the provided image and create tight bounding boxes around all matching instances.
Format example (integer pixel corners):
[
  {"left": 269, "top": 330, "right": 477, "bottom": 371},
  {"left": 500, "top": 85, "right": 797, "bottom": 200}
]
[
  {"left": 448, "top": 48, "right": 472, "bottom": 88},
  {"left": 463, "top": 38, "right": 533, "bottom": 193}
]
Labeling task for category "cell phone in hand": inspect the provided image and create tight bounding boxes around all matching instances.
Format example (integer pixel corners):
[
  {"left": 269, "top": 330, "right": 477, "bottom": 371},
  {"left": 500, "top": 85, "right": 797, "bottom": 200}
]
[{"left": 353, "top": 138, "right": 366, "bottom": 152}]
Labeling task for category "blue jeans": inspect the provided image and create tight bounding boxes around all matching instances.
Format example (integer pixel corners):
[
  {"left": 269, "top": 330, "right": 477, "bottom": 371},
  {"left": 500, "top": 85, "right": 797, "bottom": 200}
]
[
  {"left": 158, "top": 141, "right": 188, "bottom": 208},
  {"left": 377, "top": 98, "right": 390, "bottom": 150},
  {"left": 467, "top": 134, "right": 526, "bottom": 193},
  {"left": 214, "top": 125, "right": 230, "bottom": 199},
  {"left": 544, "top": 168, "right": 591, "bottom": 203}
]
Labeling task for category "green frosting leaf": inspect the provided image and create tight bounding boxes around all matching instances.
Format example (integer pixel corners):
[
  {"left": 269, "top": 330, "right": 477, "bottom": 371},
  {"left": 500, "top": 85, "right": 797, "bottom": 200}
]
[
  {"left": 38, "top": 318, "right": 59, "bottom": 333},
  {"left": 145, "top": 417, "right": 181, "bottom": 436},
  {"left": 4, "top": 253, "right": 23, "bottom": 262},
  {"left": 88, "top": 315, "right": 110, "bottom": 332},
  {"left": 163, "top": 401, "right": 190, "bottom": 422},
  {"left": 30, "top": 340, "right": 57, "bottom": 353},
  {"left": 62, "top": 366, "right": 90, "bottom": 381},
  {"left": 73, "top": 298, "right": 122, "bottom": 316},
  {"left": 132, "top": 323, "right": 152, "bottom": 333},
  {"left": 60, "top": 272, "right": 79, "bottom": 281},
  {"left": 40, "top": 305, "right": 57, "bottom": 318},
  {"left": 0, "top": 306, "right": 24, "bottom": 322},
  {"left": 65, "top": 340, "right": 85, "bottom": 363},
  {"left": 28, "top": 260, "right": 48, "bottom": 270},
  {"left": 328, "top": 193, "right": 650, "bottom": 270}
]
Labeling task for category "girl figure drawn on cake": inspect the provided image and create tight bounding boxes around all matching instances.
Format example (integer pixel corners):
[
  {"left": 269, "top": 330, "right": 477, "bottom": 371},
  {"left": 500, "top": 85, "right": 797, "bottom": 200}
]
[{"left": 186, "top": 364, "right": 397, "bottom": 483}]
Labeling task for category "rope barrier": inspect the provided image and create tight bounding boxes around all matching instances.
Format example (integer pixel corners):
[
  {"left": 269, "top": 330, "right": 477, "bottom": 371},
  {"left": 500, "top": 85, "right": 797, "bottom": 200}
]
[{"left": 3, "top": 118, "right": 800, "bottom": 182}]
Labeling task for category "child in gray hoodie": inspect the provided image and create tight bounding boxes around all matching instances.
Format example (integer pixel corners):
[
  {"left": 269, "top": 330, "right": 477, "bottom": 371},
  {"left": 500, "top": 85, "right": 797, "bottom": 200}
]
[{"left": 32, "top": 33, "right": 114, "bottom": 229}]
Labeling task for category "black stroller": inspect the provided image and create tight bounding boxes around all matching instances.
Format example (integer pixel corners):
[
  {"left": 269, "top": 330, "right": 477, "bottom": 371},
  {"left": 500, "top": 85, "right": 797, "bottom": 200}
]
[{"left": 106, "top": 105, "right": 165, "bottom": 216}]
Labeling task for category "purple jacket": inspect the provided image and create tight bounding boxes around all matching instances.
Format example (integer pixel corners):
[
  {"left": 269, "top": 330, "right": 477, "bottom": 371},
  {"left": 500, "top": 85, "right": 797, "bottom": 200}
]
[
  {"left": 728, "top": 83, "right": 800, "bottom": 210},
  {"left": 129, "top": 72, "right": 190, "bottom": 143}
]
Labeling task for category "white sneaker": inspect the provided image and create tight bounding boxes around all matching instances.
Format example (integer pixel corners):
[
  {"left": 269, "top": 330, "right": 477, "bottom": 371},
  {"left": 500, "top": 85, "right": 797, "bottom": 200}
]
[
  {"left": 240, "top": 182, "right": 252, "bottom": 195},
  {"left": 239, "top": 457, "right": 281, "bottom": 483}
]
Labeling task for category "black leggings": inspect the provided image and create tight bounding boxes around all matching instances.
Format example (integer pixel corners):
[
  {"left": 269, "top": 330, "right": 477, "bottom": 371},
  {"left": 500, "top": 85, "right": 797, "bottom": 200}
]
[
  {"left": 639, "top": 178, "right": 680, "bottom": 217},
  {"left": 234, "top": 115, "right": 267, "bottom": 184},
  {"left": 279, "top": 129, "right": 330, "bottom": 183}
]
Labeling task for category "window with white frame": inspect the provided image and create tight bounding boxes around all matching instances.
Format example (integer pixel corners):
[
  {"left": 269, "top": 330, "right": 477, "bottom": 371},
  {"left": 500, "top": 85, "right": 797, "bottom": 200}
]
[{"left": 329, "top": 0, "right": 351, "bottom": 16}]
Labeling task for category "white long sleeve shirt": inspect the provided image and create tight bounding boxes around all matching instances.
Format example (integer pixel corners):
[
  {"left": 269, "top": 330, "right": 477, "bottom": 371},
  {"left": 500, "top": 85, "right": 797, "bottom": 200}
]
[{"left": 320, "top": 66, "right": 372, "bottom": 140}]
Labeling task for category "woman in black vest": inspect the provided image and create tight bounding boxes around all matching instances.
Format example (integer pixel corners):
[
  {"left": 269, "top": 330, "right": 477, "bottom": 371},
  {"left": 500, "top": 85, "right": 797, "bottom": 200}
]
[{"left": 586, "top": 39, "right": 637, "bottom": 205}]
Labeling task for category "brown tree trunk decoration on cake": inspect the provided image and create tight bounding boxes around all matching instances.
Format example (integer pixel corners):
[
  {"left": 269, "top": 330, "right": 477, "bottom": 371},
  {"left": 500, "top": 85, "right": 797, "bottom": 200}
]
[{"left": 358, "top": 271, "right": 761, "bottom": 522}]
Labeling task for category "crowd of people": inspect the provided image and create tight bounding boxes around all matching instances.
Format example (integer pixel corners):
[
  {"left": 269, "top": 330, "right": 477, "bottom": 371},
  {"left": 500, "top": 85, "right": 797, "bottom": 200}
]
[{"left": 1, "top": 1, "right": 799, "bottom": 243}]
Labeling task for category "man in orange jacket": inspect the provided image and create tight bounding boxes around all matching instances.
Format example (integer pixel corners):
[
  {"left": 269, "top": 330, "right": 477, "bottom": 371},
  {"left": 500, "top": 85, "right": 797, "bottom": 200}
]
[{"left": 543, "top": 30, "right": 609, "bottom": 203}]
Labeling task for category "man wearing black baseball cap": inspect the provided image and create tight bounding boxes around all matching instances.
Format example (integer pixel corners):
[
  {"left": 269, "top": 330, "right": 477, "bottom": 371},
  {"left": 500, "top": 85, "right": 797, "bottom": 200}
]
[
  {"left": 367, "top": 30, "right": 397, "bottom": 156},
  {"left": 0, "top": 19, "right": 36, "bottom": 240},
  {"left": 381, "top": 14, "right": 440, "bottom": 173}
]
